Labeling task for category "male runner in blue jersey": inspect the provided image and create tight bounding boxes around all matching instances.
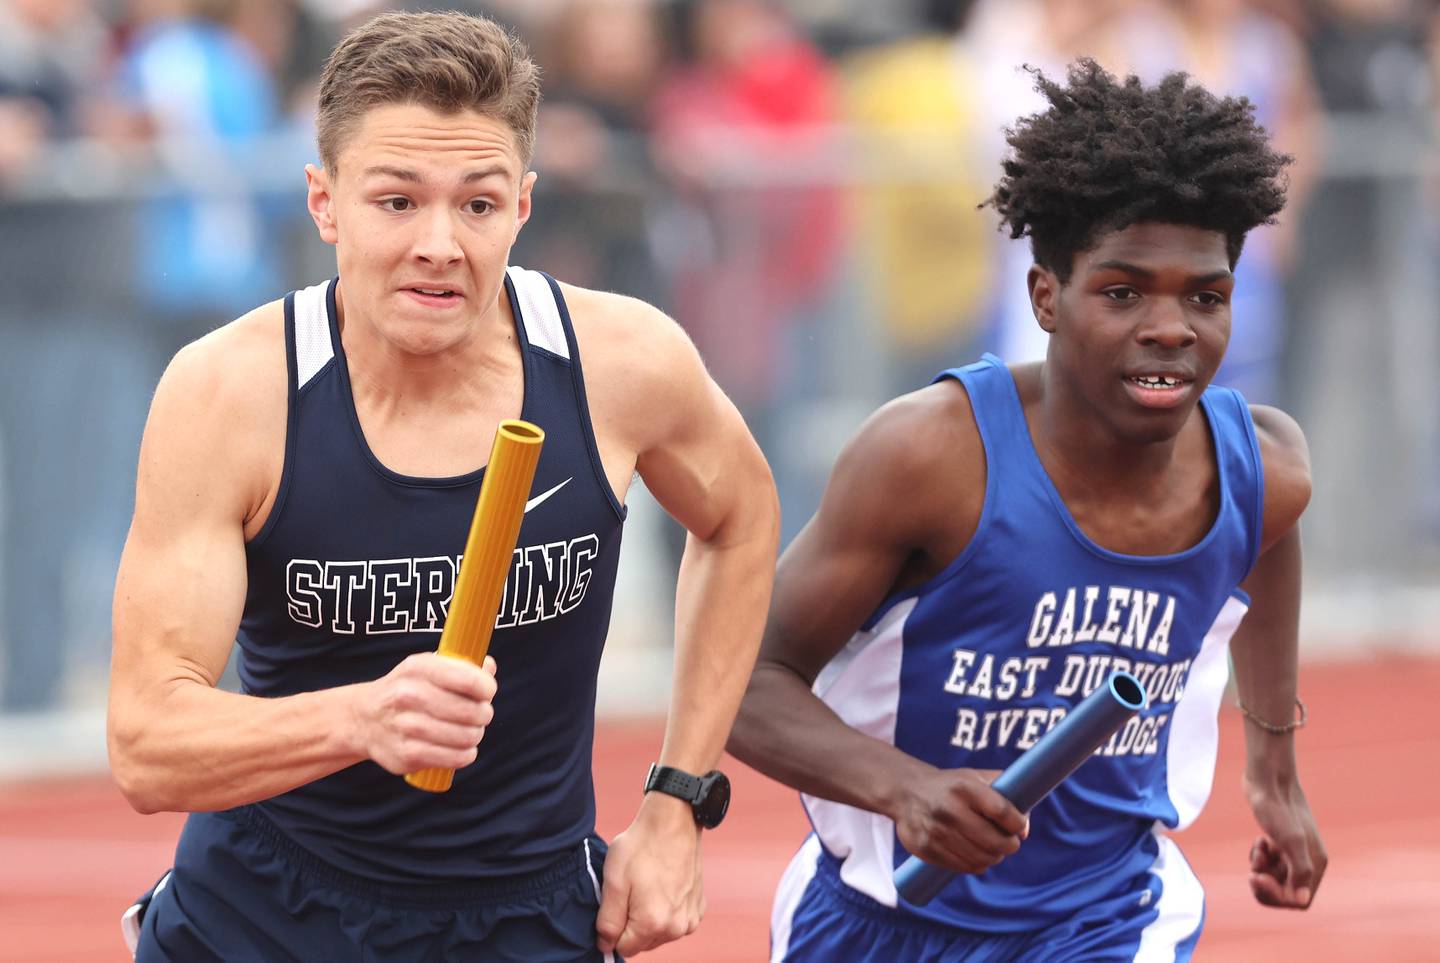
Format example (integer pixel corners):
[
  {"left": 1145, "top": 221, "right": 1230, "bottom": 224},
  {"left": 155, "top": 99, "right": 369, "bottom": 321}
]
[
  {"left": 730, "top": 60, "right": 1327, "bottom": 960},
  {"left": 107, "top": 11, "right": 778, "bottom": 961}
]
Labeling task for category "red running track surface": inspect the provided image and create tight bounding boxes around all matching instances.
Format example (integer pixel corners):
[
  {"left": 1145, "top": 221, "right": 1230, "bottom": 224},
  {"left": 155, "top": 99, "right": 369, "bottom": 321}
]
[{"left": 2, "top": 657, "right": 1436, "bottom": 961}]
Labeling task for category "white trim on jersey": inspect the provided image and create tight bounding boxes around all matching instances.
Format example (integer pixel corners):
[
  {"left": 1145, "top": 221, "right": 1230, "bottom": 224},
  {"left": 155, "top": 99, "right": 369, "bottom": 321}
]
[
  {"left": 1133, "top": 830, "right": 1205, "bottom": 962},
  {"left": 506, "top": 266, "right": 569, "bottom": 359},
  {"left": 802, "top": 597, "right": 915, "bottom": 909},
  {"left": 1166, "top": 592, "right": 1248, "bottom": 829},
  {"left": 771, "top": 834, "right": 823, "bottom": 963},
  {"left": 294, "top": 280, "right": 334, "bottom": 389}
]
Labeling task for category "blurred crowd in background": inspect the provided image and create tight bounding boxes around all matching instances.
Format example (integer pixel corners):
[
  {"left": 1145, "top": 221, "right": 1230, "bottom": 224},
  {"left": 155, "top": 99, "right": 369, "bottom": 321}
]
[{"left": 1, "top": 0, "right": 1438, "bottom": 719}]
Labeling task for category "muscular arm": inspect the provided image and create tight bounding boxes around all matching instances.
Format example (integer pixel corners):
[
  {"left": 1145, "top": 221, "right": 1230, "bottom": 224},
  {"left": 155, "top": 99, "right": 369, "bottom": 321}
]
[
  {"left": 1228, "top": 404, "right": 1326, "bottom": 908},
  {"left": 729, "top": 387, "right": 1025, "bottom": 872},
  {"left": 108, "top": 324, "right": 493, "bottom": 814},
  {"left": 730, "top": 400, "right": 942, "bottom": 810},
  {"left": 637, "top": 340, "right": 780, "bottom": 793},
  {"left": 576, "top": 292, "right": 780, "bottom": 785},
  {"left": 577, "top": 294, "right": 779, "bottom": 955}
]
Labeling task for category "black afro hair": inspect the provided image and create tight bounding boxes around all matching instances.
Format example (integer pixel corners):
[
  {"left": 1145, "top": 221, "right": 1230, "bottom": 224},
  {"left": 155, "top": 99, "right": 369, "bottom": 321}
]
[{"left": 987, "top": 58, "right": 1291, "bottom": 282}]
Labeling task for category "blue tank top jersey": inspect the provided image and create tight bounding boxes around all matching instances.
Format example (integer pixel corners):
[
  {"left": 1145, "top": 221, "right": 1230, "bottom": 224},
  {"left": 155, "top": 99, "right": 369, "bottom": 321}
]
[
  {"left": 804, "top": 354, "right": 1264, "bottom": 931},
  {"left": 238, "top": 266, "right": 626, "bottom": 883}
]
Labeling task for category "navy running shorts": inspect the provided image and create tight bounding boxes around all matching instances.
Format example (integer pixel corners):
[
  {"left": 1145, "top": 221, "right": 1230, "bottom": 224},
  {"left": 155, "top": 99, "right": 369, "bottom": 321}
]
[{"left": 130, "top": 806, "right": 619, "bottom": 962}]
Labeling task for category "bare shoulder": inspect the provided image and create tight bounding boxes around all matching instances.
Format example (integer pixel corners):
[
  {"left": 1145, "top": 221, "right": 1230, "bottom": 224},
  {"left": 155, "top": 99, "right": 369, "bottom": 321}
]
[
  {"left": 1250, "top": 405, "right": 1308, "bottom": 460},
  {"left": 1249, "top": 404, "right": 1312, "bottom": 548},
  {"left": 157, "top": 300, "right": 288, "bottom": 445},
  {"left": 557, "top": 282, "right": 709, "bottom": 442},
  {"left": 142, "top": 299, "right": 288, "bottom": 524},
  {"left": 163, "top": 300, "right": 286, "bottom": 396},
  {"left": 847, "top": 379, "right": 980, "bottom": 482},
  {"left": 557, "top": 282, "right": 693, "bottom": 380},
  {"left": 823, "top": 378, "right": 985, "bottom": 549}
]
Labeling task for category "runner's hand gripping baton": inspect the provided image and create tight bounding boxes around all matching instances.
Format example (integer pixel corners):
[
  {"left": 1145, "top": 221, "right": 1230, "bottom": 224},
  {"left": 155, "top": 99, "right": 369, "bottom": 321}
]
[
  {"left": 405, "top": 419, "right": 544, "bottom": 793},
  {"left": 893, "top": 670, "right": 1148, "bottom": 905}
]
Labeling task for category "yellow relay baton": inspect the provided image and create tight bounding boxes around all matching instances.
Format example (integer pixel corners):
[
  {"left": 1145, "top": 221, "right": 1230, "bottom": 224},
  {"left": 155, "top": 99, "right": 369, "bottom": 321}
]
[{"left": 405, "top": 419, "right": 544, "bottom": 793}]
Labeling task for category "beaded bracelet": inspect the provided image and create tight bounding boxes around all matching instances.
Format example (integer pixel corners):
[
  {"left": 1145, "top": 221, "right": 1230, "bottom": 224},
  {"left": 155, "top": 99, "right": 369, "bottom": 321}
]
[{"left": 1236, "top": 696, "right": 1307, "bottom": 734}]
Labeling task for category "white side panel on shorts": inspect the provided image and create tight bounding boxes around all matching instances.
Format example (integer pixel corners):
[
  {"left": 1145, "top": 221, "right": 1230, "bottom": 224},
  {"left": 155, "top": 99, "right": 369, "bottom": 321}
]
[
  {"left": 1133, "top": 830, "right": 1205, "bottom": 962},
  {"left": 294, "top": 280, "right": 334, "bottom": 389},
  {"left": 802, "top": 597, "right": 915, "bottom": 909},
  {"left": 770, "top": 834, "right": 823, "bottom": 963},
  {"left": 120, "top": 870, "right": 170, "bottom": 958},
  {"left": 1166, "top": 593, "right": 1248, "bottom": 830},
  {"left": 507, "top": 266, "right": 569, "bottom": 359},
  {"left": 582, "top": 839, "right": 615, "bottom": 963}
]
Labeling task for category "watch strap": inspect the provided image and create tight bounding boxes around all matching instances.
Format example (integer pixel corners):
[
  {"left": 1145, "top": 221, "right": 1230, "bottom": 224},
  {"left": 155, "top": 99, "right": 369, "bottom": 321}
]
[{"left": 644, "top": 763, "right": 702, "bottom": 803}]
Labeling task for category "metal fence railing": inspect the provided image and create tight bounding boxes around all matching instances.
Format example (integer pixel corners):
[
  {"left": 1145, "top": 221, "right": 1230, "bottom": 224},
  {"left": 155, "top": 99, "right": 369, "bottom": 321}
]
[{"left": 0, "top": 113, "right": 1435, "bottom": 749}]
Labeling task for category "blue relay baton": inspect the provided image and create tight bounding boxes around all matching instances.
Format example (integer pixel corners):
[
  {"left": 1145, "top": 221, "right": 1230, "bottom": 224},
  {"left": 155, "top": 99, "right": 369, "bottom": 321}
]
[{"left": 894, "top": 671, "right": 1149, "bottom": 906}]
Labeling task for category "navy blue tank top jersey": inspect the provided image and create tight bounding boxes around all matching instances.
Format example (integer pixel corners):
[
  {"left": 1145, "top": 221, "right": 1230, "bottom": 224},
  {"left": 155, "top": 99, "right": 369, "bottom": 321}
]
[
  {"left": 803, "top": 355, "right": 1265, "bottom": 930},
  {"left": 238, "top": 266, "right": 626, "bottom": 883}
]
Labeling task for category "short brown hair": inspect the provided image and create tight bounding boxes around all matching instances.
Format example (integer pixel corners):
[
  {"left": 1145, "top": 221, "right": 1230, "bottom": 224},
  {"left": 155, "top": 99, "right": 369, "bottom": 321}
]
[{"left": 316, "top": 11, "right": 542, "bottom": 170}]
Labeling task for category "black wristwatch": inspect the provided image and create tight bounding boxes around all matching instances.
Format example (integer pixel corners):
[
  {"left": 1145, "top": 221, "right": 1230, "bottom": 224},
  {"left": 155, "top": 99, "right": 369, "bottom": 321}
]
[{"left": 643, "top": 763, "right": 731, "bottom": 829}]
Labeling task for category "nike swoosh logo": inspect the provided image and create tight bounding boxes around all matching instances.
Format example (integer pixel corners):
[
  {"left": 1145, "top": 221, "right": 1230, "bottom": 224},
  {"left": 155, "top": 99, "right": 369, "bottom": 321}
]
[{"left": 524, "top": 477, "right": 573, "bottom": 513}]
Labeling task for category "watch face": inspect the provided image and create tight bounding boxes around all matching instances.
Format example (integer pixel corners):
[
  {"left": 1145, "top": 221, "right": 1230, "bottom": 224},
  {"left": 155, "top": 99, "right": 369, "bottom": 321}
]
[{"left": 695, "top": 771, "right": 731, "bottom": 829}]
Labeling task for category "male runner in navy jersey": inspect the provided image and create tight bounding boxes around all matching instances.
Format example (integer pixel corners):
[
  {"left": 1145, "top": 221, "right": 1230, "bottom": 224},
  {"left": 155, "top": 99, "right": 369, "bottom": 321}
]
[
  {"left": 107, "top": 11, "right": 778, "bottom": 961},
  {"left": 731, "top": 60, "right": 1327, "bottom": 960}
]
